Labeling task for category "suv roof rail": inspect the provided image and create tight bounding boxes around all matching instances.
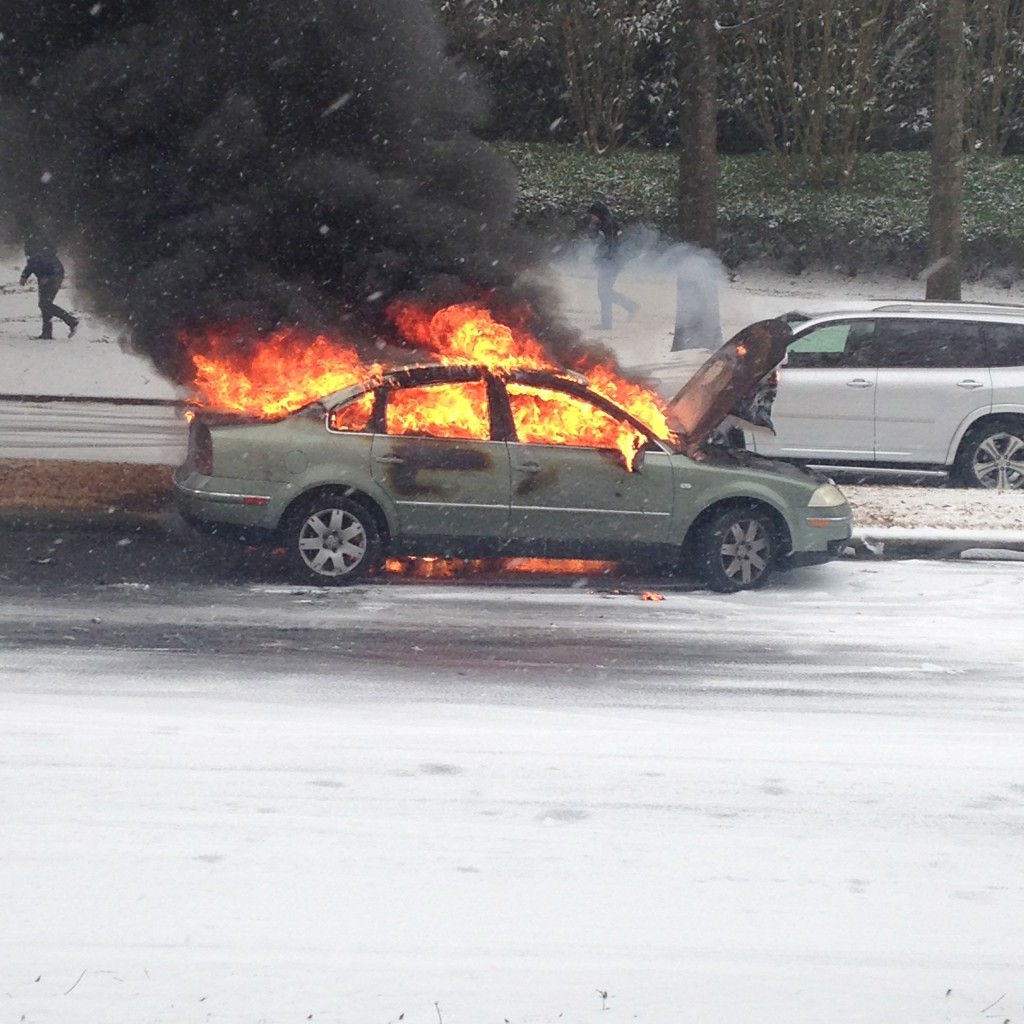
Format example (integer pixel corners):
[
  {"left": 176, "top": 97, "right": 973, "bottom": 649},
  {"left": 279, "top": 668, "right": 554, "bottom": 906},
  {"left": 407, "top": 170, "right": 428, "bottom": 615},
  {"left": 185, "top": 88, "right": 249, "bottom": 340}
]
[{"left": 871, "top": 300, "right": 1024, "bottom": 315}]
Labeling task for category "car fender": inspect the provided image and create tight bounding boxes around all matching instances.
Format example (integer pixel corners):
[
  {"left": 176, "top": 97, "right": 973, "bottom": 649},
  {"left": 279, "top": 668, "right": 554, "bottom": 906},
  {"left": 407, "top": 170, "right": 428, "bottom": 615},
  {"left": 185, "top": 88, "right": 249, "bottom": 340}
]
[
  {"left": 674, "top": 479, "right": 799, "bottom": 548},
  {"left": 267, "top": 467, "right": 400, "bottom": 537}
]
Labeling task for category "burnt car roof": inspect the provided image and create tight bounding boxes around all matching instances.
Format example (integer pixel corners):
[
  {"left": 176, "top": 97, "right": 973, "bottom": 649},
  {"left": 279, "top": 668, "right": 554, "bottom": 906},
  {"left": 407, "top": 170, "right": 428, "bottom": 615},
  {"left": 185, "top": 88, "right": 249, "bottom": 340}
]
[
  {"left": 320, "top": 362, "right": 590, "bottom": 398},
  {"left": 315, "top": 362, "right": 662, "bottom": 436}
]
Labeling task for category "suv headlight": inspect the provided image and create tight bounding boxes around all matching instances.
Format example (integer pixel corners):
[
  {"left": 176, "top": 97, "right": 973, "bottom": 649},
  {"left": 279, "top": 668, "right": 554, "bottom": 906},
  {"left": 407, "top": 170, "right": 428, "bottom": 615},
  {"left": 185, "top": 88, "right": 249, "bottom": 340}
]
[{"left": 808, "top": 483, "right": 847, "bottom": 508}]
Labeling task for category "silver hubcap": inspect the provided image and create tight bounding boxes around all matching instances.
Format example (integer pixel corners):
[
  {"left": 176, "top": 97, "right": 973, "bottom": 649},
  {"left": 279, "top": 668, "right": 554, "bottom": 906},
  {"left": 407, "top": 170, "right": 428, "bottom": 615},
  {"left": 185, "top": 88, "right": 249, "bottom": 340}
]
[
  {"left": 298, "top": 507, "right": 368, "bottom": 576},
  {"left": 720, "top": 519, "right": 770, "bottom": 586},
  {"left": 972, "top": 432, "right": 1024, "bottom": 489}
]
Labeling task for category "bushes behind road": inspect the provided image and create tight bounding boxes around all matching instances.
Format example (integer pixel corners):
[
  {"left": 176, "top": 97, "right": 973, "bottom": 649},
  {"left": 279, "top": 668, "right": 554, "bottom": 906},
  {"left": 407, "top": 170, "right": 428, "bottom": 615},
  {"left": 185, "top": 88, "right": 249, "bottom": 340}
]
[{"left": 503, "top": 143, "right": 1024, "bottom": 282}]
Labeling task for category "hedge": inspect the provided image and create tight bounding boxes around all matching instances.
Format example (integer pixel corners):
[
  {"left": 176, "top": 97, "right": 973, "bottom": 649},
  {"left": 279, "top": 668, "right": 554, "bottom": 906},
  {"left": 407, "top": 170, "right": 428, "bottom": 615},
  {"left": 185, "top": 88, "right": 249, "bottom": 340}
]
[{"left": 500, "top": 143, "right": 1024, "bottom": 281}]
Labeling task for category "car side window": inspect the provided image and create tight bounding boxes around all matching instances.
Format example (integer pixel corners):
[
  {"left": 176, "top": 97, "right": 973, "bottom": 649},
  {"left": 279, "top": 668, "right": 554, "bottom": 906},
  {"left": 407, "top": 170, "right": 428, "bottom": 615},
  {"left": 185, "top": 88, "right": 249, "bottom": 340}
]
[
  {"left": 327, "top": 391, "right": 375, "bottom": 433},
  {"left": 506, "top": 382, "right": 643, "bottom": 453},
  {"left": 384, "top": 380, "right": 490, "bottom": 440},
  {"left": 786, "top": 321, "right": 876, "bottom": 368},
  {"left": 866, "top": 319, "right": 984, "bottom": 368},
  {"left": 982, "top": 323, "right": 1024, "bottom": 367}
]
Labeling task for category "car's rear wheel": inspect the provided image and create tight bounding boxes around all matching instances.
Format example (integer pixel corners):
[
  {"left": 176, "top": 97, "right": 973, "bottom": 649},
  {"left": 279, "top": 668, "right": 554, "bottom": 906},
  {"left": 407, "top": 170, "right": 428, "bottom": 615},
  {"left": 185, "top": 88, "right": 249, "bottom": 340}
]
[
  {"left": 283, "top": 493, "right": 382, "bottom": 585},
  {"left": 693, "top": 504, "right": 778, "bottom": 592},
  {"left": 954, "top": 418, "right": 1024, "bottom": 490}
]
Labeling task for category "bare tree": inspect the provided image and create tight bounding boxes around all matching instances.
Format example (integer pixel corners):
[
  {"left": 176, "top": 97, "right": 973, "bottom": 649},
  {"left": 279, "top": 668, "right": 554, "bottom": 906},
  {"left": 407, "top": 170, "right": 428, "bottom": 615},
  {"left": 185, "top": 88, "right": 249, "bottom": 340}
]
[
  {"left": 964, "top": 0, "right": 1024, "bottom": 153},
  {"left": 725, "top": 0, "right": 930, "bottom": 185},
  {"left": 555, "top": 0, "right": 646, "bottom": 153},
  {"left": 928, "top": 0, "right": 965, "bottom": 300}
]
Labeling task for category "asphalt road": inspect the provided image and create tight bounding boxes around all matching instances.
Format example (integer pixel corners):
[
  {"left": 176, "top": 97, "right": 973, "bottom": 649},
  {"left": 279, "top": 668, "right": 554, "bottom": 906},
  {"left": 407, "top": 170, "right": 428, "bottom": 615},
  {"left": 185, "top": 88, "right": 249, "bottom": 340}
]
[
  {"left": 3, "top": 523, "right": 1022, "bottom": 1023},
  {"left": 2, "top": 513, "right": 1022, "bottom": 707}
]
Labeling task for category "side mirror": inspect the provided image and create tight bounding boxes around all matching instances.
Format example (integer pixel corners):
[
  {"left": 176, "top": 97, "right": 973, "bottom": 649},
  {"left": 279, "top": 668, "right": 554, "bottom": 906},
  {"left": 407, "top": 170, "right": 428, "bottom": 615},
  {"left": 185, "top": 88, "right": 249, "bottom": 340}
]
[{"left": 630, "top": 448, "right": 646, "bottom": 473}]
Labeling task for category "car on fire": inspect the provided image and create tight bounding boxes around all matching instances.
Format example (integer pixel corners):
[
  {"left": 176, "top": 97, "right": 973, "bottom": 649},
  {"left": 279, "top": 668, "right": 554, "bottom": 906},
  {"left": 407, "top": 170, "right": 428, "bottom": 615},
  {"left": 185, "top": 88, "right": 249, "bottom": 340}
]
[{"left": 173, "top": 355, "right": 852, "bottom": 592}]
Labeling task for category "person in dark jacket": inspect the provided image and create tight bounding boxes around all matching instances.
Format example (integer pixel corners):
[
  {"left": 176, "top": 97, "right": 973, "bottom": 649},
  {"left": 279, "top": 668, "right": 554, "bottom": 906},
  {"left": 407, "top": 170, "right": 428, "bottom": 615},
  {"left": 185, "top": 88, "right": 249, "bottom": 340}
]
[
  {"left": 19, "top": 238, "right": 79, "bottom": 339},
  {"left": 587, "top": 201, "right": 639, "bottom": 330}
]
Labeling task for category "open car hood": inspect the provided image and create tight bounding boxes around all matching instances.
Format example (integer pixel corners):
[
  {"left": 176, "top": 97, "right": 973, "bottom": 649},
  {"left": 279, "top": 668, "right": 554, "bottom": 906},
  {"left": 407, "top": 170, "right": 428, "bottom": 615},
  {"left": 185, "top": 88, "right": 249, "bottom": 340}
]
[{"left": 666, "top": 318, "right": 792, "bottom": 454}]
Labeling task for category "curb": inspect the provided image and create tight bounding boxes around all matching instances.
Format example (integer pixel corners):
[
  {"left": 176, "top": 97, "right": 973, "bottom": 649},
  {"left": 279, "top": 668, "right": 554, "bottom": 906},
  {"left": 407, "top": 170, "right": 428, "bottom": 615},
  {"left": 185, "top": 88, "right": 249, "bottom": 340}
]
[{"left": 847, "top": 527, "right": 1024, "bottom": 561}]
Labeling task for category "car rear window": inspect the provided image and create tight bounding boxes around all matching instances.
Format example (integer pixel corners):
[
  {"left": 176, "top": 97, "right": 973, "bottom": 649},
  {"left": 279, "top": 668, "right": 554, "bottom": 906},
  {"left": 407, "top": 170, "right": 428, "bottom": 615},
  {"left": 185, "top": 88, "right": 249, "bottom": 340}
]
[{"left": 328, "top": 391, "right": 375, "bottom": 432}]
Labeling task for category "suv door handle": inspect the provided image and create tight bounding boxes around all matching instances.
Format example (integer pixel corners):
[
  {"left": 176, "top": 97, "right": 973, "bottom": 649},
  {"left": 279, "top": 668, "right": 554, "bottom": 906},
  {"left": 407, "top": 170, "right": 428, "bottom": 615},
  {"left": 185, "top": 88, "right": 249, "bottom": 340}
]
[
  {"left": 374, "top": 454, "right": 405, "bottom": 465},
  {"left": 956, "top": 379, "right": 986, "bottom": 390},
  {"left": 845, "top": 378, "right": 874, "bottom": 388},
  {"left": 513, "top": 461, "right": 542, "bottom": 474}
]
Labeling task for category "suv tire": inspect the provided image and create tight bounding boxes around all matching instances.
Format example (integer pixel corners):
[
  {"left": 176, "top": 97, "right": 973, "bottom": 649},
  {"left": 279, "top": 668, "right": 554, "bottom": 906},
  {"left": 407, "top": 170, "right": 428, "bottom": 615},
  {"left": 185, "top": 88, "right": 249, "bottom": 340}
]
[{"left": 954, "top": 417, "right": 1024, "bottom": 490}]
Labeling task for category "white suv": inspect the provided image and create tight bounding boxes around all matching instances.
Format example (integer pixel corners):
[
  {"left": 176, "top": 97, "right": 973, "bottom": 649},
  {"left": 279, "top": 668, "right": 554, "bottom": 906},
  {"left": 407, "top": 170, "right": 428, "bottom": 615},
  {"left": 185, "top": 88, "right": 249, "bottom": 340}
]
[{"left": 748, "top": 302, "right": 1024, "bottom": 489}]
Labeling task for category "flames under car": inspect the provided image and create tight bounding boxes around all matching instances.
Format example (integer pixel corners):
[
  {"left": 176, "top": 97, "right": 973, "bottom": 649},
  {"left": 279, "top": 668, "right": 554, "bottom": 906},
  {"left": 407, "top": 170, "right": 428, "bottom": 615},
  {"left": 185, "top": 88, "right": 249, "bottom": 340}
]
[{"left": 174, "top": 361, "right": 852, "bottom": 591}]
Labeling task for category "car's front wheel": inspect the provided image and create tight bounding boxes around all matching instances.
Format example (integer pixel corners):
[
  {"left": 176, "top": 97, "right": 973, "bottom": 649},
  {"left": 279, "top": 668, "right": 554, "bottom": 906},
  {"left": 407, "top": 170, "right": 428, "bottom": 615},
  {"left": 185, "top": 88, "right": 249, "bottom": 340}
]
[
  {"left": 693, "top": 504, "right": 778, "bottom": 592},
  {"left": 954, "top": 418, "right": 1024, "bottom": 490},
  {"left": 283, "top": 493, "right": 382, "bottom": 584}
]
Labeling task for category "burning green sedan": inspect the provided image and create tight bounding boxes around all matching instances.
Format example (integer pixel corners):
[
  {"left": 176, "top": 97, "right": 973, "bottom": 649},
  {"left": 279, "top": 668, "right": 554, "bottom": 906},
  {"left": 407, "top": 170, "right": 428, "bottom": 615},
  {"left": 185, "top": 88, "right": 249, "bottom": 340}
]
[{"left": 174, "top": 358, "right": 852, "bottom": 591}]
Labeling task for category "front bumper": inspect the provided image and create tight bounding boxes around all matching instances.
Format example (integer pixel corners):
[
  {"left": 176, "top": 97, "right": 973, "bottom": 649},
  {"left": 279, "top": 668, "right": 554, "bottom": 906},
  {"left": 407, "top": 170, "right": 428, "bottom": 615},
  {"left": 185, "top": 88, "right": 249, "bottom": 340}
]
[
  {"left": 783, "top": 502, "right": 853, "bottom": 568},
  {"left": 786, "top": 536, "right": 851, "bottom": 568}
]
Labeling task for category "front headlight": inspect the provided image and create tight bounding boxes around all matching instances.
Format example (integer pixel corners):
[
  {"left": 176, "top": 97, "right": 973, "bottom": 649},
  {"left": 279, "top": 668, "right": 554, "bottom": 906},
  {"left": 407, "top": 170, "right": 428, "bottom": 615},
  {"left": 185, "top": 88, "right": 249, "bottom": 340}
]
[{"left": 808, "top": 483, "right": 847, "bottom": 508}]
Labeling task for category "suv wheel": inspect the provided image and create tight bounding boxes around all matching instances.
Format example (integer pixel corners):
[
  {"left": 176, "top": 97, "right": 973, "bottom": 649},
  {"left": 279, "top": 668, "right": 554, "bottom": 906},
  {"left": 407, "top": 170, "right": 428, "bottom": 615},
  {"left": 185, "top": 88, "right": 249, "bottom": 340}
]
[
  {"left": 283, "top": 493, "right": 382, "bottom": 584},
  {"left": 954, "top": 418, "right": 1024, "bottom": 490},
  {"left": 693, "top": 504, "right": 778, "bottom": 593}
]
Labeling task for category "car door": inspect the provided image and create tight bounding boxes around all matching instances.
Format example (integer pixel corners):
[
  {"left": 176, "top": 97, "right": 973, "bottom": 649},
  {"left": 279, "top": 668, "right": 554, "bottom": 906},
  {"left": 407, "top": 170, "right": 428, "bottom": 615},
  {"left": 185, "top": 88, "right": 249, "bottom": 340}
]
[
  {"left": 869, "top": 319, "right": 992, "bottom": 463},
  {"left": 983, "top": 321, "right": 1024, "bottom": 418},
  {"left": 752, "top": 319, "right": 877, "bottom": 460},
  {"left": 502, "top": 381, "right": 675, "bottom": 549},
  {"left": 369, "top": 377, "right": 511, "bottom": 542}
]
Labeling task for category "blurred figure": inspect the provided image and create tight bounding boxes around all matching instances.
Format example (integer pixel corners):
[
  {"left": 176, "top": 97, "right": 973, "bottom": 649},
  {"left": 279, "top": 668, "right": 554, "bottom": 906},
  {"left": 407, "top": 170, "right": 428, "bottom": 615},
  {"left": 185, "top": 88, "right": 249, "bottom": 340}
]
[
  {"left": 587, "top": 201, "right": 638, "bottom": 330},
  {"left": 19, "top": 237, "right": 79, "bottom": 339}
]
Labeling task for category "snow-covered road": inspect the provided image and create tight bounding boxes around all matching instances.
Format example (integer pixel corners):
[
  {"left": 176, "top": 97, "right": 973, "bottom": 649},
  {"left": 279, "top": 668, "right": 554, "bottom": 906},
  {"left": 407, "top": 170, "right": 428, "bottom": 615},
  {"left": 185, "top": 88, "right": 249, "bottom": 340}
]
[{"left": 2, "top": 559, "right": 1023, "bottom": 1024}]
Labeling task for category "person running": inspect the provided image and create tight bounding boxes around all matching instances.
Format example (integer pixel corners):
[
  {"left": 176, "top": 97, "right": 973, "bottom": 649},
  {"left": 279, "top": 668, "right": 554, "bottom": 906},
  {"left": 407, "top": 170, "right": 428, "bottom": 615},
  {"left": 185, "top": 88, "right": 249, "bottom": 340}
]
[
  {"left": 587, "top": 201, "right": 639, "bottom": 330},
  {"left": 19, "top": 237, "right": 79, "bottom": 339}
]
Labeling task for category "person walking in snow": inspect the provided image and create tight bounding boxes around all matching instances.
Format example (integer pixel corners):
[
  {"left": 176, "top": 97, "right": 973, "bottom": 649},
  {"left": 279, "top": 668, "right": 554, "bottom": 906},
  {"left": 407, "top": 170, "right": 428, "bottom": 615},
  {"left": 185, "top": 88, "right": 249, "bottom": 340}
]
[
  {"left": 19, "top": 237, "right": 79, "bottom": 339},
  {"left": 586, "top": 201, "right": 639, "bottom": 330}
]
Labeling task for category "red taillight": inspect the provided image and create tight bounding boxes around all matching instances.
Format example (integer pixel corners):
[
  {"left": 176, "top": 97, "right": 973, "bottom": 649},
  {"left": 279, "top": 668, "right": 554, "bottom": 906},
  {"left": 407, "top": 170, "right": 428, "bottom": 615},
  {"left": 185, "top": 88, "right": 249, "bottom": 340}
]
[{"left": 192, "top": 423, "right": 213, "bottom": 475}]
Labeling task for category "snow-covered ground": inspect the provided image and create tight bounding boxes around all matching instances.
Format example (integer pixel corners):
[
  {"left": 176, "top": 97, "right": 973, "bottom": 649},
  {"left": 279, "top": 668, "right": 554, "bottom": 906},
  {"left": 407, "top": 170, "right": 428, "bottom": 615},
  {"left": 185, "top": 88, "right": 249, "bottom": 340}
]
[{"left": 2, "top": 559, "right": 1024, "bottom": 1024}]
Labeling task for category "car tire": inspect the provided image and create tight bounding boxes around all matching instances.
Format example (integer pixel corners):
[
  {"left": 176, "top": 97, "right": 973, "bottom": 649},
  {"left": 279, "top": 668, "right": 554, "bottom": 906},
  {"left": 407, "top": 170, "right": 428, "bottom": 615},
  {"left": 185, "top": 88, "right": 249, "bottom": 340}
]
[
  {"left": 954, "top": 418, "right": 1024, "bottom": 490},
  {"left": 693, "top": 503, "right": 778, "bottom": 593},
  {"left": 283, "top": 493, "right": 382, "bottom": 585}
]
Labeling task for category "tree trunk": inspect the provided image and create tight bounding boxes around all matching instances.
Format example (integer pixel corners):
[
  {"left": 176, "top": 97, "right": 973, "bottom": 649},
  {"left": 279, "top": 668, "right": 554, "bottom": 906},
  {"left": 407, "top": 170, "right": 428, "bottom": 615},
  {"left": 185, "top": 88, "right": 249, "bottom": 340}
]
[
  {"left": 673, "top": 0, "right": 721, "bottom": 352},
  {"left": 927, "top": 0, "right": 965, "bottom": 301},
  {"left": 676, "top": 0, "right": 717, "bottom": 250}
]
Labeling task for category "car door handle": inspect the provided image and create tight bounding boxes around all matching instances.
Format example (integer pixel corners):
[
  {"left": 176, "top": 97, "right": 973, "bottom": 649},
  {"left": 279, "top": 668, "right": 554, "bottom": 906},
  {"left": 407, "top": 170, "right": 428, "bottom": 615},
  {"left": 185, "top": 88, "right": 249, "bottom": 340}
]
[
  {"left": 845, "top": 378, "right": 874, "bottom": 388},
  {"left": 513, "top": 462, "right": 542, "bottom": 474},
  {"left": 374, "top": 454, "right": 405, "bottom": 465},
  {"left": 956, "top": 379, "right": 986, "bottom": 390}
]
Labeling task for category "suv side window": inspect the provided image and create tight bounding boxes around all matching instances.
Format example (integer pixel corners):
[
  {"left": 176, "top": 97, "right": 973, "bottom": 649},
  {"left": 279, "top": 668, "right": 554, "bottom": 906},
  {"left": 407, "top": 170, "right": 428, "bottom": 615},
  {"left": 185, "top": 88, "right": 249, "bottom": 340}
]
[
  {"left": 863, "top": 319, "right": 985, "bottom": 368},
  {"left": 982, "top": 323, "right": 1024, "bottom": 367},
  {"left": 786, "top": 321, "right": 876, "bottom": 368}
]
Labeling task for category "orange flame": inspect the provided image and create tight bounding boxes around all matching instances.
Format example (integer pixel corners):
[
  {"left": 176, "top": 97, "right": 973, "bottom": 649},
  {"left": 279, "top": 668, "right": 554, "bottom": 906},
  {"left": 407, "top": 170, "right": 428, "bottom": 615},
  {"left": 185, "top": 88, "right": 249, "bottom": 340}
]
[
  {"left": 186, "top": 324, "right": 382, "bottom": 417},
  {"left": 182, "top": 302, "right": 674, "bottom": 461}
]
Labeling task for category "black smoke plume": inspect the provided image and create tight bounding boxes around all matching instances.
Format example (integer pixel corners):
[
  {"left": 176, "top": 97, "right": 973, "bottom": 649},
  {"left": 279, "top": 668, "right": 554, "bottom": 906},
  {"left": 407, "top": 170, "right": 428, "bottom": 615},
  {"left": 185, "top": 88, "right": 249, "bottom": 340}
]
[{"left": 1, "top": 0, "right": 572, "bottom": 381}]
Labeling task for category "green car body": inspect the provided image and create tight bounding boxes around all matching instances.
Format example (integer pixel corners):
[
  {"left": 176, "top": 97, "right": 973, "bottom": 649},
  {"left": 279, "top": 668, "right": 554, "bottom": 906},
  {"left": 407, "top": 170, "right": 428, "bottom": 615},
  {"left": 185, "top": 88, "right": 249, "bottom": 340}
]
[{"left": 174, "top": 364, "right": 852, "bottom": 590}]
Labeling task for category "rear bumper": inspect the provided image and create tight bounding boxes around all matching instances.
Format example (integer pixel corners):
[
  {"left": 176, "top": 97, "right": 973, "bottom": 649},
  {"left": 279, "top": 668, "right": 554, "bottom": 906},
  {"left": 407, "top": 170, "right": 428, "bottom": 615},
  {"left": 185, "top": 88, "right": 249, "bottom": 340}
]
[{"left": 173, "top": 466, "right": 280, "bottom": 531}]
